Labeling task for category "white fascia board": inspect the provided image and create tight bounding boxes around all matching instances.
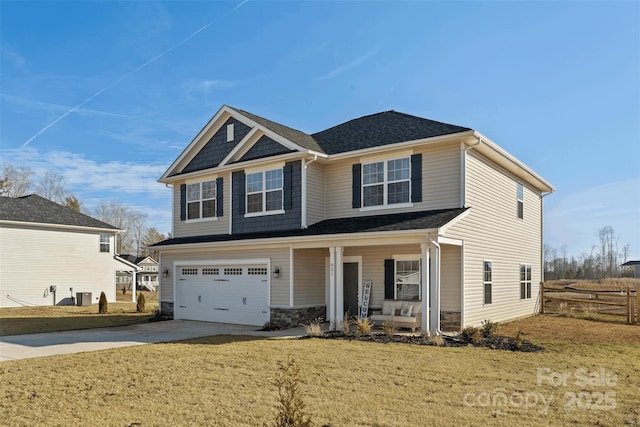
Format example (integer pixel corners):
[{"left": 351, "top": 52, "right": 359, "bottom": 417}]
[
  {"left": 155, "top": 228, "right": 439, "bottom": 252},
  {"left": 469, "top": 131, "right": 555, "bottom": 193},
  {"left": 159, "top": 105, "right": 234, "bottom": 182},
  {"left": 0, "top": 220, "right": 122, "bottom": 234},
  {"left": 326, "top": 130, "right": 475, "bottom": 162},
  {"left": 115, "top": 256, "right": 141, "bottom": 270}
]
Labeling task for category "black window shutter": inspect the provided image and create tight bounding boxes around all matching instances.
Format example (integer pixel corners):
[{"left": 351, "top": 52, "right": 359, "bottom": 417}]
[
  {"left": 384, "top": 259, "right": 395, "bottom": 300},
  {"left": 216, "top": 177, "right": 224, "bottom": 217},
  {"left": 179, "top": 184, "right": 186, "bottom": 221},
  {"left": 352, "top": 163, "right": 362, "bottom": 208},
  {"left": 411, "top": 153, "right": 422, "bottom": 203},
  {"left": 283, "top": 162, "right": 293, "bottom": 210},
  {"left": 236, "top": 172, "right": 246, "bottom": 214}
]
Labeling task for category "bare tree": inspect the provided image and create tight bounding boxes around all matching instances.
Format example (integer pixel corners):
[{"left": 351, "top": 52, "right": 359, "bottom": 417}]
[
  {"left": 129, "top": 210, "right": 149, "bottom": 256},
  {"left": 64, "top": 195, "right": 82, "bottom": 212},
  {"left": 141, "top": 227, "right": 166, "bottom": 258},
  {"left": 94, "top": 201, "right": 141, "bottom": 254},
  {"left": 36, "top": 171, "right": 68, "bottom": 203},
  {"left": 0, "top": 164, "right": 33, "bottom": 197}
]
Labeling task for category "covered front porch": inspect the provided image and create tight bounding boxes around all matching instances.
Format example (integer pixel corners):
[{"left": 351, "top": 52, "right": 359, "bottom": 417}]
[{"left": 282, "top": 233, "right": 463, "bottom": 335}]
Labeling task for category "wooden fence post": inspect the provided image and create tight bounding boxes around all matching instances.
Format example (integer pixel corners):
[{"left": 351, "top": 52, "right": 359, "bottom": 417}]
[
  {"left": 540, "top": 282, "right": 545, "bottom": 314},
  {"left": 627, "top": 287, "right": 631, "bottom": 324}
]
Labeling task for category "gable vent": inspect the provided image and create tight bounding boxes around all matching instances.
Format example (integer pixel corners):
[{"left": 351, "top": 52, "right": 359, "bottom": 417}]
[{"left": 226, "top": 123, "right": 234, "bottom": 142}]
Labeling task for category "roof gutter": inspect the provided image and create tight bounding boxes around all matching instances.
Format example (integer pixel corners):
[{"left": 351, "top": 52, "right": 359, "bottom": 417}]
[{"left": 0, "top": 219, "right": 121, "bottom": 234}]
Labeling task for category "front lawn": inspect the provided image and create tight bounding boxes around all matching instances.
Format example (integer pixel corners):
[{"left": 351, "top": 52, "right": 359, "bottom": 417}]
[
  {"left": 0, "top": 291, "right": 159, "bottom": 336},
  {"left": 0, "top": 315, "right": 638, "bottom": 426}
]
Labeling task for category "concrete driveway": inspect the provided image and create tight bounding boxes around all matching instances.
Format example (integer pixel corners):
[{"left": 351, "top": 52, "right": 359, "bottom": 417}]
[{"left": 0, "top": 320, "right": 305, "bottom": 362}]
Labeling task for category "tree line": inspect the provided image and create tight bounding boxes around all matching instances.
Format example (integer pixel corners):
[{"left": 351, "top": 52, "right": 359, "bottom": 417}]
[
  {"left": 0, "top": 164, "right": 167, "bottom": 257},
  {"left": 544, "top": 226, "right": 633, "bottom": 280}
]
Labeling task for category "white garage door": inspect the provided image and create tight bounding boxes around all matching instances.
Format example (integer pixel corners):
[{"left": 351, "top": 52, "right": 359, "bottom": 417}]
[{"left": 175, "top": 264, "right": 269, "bottom": 326}]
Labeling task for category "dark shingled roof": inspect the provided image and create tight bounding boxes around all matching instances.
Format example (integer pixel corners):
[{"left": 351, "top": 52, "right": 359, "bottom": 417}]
[
  {"left": 235, "top": 108, "right": 326, "bottom": 153},
  {"left": 622, "top": 260, "right": 640, "bottom": 266},
  {"left": 151, "top": 208, "right": 467, "bottom": 247},
  {"left": 311, "top": 111, "right": 471, "bottom": 155},
  {"left": 0, "top": 195, "right": 118, "bottom": 230}
]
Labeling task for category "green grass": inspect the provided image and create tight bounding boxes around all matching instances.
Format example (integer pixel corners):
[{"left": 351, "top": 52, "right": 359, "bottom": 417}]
[
  {"left": 0, "top": 316, "right": 639, "bottom": 426},
  {"left": 0, "top": 291, "right": 158, "bottom": 336}
]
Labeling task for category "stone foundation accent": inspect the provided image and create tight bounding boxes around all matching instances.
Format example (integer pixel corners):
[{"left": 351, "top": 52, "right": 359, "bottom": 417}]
[
  {"left": 160, "top": 301, "right": 174, "bottom": 318},
  {"left": 440, "top": 310, "right": 461, "bottom": 331},
  {"left": 270, "top": 305, "right": 326, "bottom": 328}
]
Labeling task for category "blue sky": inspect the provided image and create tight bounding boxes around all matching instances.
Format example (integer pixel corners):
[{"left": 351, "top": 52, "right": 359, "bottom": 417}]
[{"left": 1, "top": 1, "right": 639, "bottom": 259}]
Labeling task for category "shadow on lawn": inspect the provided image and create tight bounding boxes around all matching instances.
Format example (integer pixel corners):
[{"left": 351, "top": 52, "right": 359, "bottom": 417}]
[
  {"left": 167, "top": 335, "right": 267, "bottom": 346},
  {"left": 0, "top": 315, "right": 155, "bottom": 337}
]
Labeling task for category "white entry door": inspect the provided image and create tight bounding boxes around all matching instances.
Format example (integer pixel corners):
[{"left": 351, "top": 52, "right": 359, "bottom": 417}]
[{"left": 175, "top": 264, "right": 269, "bottom": 326}]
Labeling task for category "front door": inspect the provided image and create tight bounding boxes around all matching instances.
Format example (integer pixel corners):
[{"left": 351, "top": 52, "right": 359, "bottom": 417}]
[{"left": 343, "top": 262, "right": 359, "bottom": 317}]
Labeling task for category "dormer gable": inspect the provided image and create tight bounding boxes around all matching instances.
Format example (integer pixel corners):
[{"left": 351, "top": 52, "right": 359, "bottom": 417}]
[{"left": 159, "top": 105, "right": 326, "bottom": 182}]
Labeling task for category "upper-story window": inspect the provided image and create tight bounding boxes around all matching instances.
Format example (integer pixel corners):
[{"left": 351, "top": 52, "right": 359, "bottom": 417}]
[
  {"left": 517, "top": 183, "right": 524, "bottom": 219},
  {"left": 483, "top": 260, "right": 492, "bottom": 305},
  {"left": 187, "top": 180, "right": 216, "bottom": 220},
  {"left": 246, "top": 168, "right": 283, "bottom": 214},
  {"left": 362, "top": 157, "right": 410, "bottom": 207},
  {"left": 99, "top": 234, "right": 110, "bottom": 253}
]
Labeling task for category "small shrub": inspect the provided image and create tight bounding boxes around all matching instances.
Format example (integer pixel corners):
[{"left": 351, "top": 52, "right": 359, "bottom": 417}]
[
  {"left": 136, "top": 292, "right": 146, "bottom": 313},
  {"left": 381, "top": 320, "right": 397, "bottom": 338},
  {"left": 266, "top": 357, "right": 313, "bottom": 427},
  {"left": 304, "top": 318, "right": 324, "bottom": 337},
  {"left": 481, "top": 319, "right": 498, "bottom": 338},
  {"left": 98, "top": 291, "right": 108, "bottom": 314},
  {"left": 338, "top": 315, "right": 351, "bottom": 335},
  {"left": 581, "top": 304, "right": 597, "bottom": 319},
  {"left": 461, "top": 326, "right": 482, "bottom": 344},
  {"left": 557, "top": 301, "right": 572, "bottom": 316},
  {"left": 515, "top": 330, "right": 524, "bottom": 349},
  {"left": 122, "top": 286, "right": 127, "bottom": 295},
  {"left": 427, "top": 334, "right": 445, "bottom": 347},
  {"left": 354, "top": 317, "right": 373, "bottom": 337}
]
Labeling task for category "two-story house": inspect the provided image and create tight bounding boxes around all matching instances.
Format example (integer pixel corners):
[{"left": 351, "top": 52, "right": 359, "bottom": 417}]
[
  {"left": 116, "top": 254, "right": 159, "bottom": 292},
  {"left": 152, "top": 105, "right": 554, "bottom": 334}
]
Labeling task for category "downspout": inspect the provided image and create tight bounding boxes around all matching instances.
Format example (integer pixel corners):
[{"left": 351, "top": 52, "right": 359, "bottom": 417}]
[{"left": 427, "top": 235, "right": 441, "bottom": 335}]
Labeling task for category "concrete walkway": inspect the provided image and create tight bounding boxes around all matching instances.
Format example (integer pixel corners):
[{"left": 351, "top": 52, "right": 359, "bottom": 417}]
[{"left": 0, "top": 320, "right": 306, "bottom": 362}]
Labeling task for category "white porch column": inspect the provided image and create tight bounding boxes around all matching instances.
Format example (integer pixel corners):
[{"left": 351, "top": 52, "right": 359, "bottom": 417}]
[
  {"left": 329, "top": 247, "right": 336, "bottom": 330},
  {"left": 289, "top": 244, "right": 294, "bottom": 307},
  {"left": 429, "top": 241, "right": 441, "bottom": 333},
  {"left": 335, "top": 246, "right": 344, "bottom": 325},
  {"left": 420, "top": 243, "right": 430, "bottom": 334},
  {"left": 132, "top": 269, "right": 137, "bottom": 303}
]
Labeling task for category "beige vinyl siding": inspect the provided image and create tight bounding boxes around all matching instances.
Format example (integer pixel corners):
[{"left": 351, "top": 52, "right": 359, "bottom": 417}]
[
  {"left": 0, "top": 225, "right": 117, "bottom": 308},
  {"left": 440, "top": 245, "right": 462, "bottom": 311},
  {"left": 324, "top": 143, "right": 462, "bottom": 219},
  {"left": 305, "top": 162, "right": 325, "bottom": 226},
  {"left": 159, "top": 246, "right": 290, "bottom": 306},
  {"left": 293, "top": 248, "right": 325, "bottom": 305},
  {"left": 446, "top": 151, "right": 542, "bottom": 327},
  {"left": 172, "top": 172, "right": 230, "bottom": 238}
]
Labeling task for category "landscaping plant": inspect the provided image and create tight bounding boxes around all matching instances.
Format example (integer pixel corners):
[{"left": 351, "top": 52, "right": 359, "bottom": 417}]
[
  {"left": 354, "top": 317, "right": 373, "bottom": 337},
  {"left": 136, "top": 292, "right": 146, "bottom": 313},
  {"left": 303, "top": 318, "right": 324, "bottom": 338},
  {"left": 98, "top": 291, "right": 108, "bottom": 314},
  {"left": 267, "top": 357, "right": 313, "bottom": 427}
]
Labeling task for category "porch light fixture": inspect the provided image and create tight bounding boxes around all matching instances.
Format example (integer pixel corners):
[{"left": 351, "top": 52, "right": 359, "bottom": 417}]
[
  {"left": 163, "top": 268, "right": 169, "bottom": 278},
  {"left": 272, "top": 266, "right": 280, "bottom": 279}
]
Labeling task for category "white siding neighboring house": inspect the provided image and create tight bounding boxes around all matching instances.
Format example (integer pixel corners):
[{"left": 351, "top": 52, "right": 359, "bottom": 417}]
[
  {"left": 0, "top": 195, "right": 122, "bottom": 308},
  {"left": 152, "top": 105, "right": 554, "bottom": 333},
  {"left": 116, "top": 255, "right": 159, "bottom": 292}
]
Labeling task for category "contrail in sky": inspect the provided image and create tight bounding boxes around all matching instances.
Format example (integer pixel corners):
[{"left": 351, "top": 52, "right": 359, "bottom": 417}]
[{"left": 21, "top": 1, "right": 249, "bottom": 148}]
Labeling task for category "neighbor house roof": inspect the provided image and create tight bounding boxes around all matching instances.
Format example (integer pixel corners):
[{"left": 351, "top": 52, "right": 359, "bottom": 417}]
[
  {"left": 0, "top": 195, "right": 119, "bottom": 230},
  {"left": 151, "top": 208, "right": 467, "bottom": 247},
  {"left": 118, "top": 254, "right": 157, "bottom": 265},
  {"left": 311, "top": 110, "right": 471, "bottom": 155},
  {"left": 622, "top": 260, "right": 640, "bottom": 266}
]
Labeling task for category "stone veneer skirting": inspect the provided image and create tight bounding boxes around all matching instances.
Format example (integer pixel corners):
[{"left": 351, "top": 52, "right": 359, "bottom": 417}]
[
  {"left": 440, "top": 310, "right": 461, "bottom": 331},
  {"left": 160, "top": 301, "right": 174, "bottom": 318},
  {"left": 270, "top": 305, "right": 326, "bottom": 328}
]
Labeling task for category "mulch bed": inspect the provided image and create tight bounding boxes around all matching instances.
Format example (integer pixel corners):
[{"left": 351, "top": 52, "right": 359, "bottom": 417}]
[{"left": 304, "top": 331, "right": 544, "bottom": 352}]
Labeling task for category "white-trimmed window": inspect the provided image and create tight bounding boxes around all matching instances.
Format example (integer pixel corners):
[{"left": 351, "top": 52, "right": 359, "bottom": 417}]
[
  {"left": 395, "top": 259, "right": 420, "bottom": 301},
  {"left": 362, "top": 157, "right": 410, "bottom": 207},
  {"left": 99, "top": 234, "right": 110, "bottom": 253},
  {"left": 483, "top": 261, "right": 492, "bottom": 305},
  {"left": 517, "top": 183, "right": 524, "bottom": 219},
  {"left": 246, "top": 168, "right": 283, "bottom": 214},
  {"left": 520, "top": 264, "right": 532, "bottom": 299},
  {"left": 186, "top": 180, "right": 216, "bottom": 220}
]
